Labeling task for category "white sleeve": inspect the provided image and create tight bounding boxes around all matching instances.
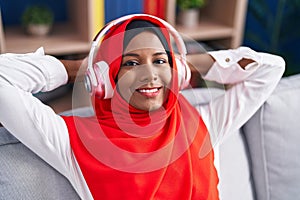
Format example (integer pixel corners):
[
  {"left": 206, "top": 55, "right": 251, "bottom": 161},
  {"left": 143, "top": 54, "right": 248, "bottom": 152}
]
[
  {"left": 0, "top": 47, "right": 73, "bottom": 177},
  {"left": 0, "top": 48, "right": 116, "bottom": 199},
  {"left": 197, "top": 47, "right": 285, "bottom": 147}
]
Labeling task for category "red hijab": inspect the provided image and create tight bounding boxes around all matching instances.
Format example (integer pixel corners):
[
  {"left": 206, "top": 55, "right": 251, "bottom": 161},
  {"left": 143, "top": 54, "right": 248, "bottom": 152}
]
[{"left": 62, "top": 15, "right": 219, "bottom": 200}]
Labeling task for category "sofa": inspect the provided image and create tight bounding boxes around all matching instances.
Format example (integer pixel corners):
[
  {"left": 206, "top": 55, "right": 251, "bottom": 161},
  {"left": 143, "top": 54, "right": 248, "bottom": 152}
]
[{"left": 0, "top": 73, "right": 299, "bottom": 200}]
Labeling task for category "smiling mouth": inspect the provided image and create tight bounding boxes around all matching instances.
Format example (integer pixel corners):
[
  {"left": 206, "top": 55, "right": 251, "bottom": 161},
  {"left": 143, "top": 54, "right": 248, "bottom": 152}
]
[{"left": 136, "top": 87, "right": 162, "bottom": 97}]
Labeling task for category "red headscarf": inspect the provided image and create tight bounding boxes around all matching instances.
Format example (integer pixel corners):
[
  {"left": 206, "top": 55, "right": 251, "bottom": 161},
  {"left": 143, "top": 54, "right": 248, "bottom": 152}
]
[{"left": 62, "top": 15, "right": 219, "bottom": 200}]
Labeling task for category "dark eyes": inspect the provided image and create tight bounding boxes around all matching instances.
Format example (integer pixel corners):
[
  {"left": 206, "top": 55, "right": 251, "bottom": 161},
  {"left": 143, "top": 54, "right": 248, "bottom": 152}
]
[
  {"left": 154, "top": 59, "right": 167, "bottom": 64},
  {"left": 123, "top": 61, "right": 139, "bottom": 66},
  {"left": 122, "top": 59, "right": 167, "bottom": 67}
]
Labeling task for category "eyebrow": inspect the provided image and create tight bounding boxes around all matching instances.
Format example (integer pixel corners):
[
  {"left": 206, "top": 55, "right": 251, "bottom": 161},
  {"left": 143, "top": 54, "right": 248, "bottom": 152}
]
[
  {"left": 122, "top": 51, "right": 167, "bottom": 58},
  {"left": 123, "top": 53, "right": 139, "bottom": 58},
  {"left": 153, "top": 52, "right": 168, "bottom": 56}
]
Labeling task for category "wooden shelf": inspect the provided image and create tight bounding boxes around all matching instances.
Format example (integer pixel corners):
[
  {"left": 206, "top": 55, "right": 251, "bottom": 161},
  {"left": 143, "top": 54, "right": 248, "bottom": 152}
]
[
  {"left": 1, "top": 0, "right": 247, "bottom": 54},
  {"left": 175, "top": 20, "right": 234, "bottom": 41},
  {"left": 166, "top": 0, "right": 248, "bottom": 49},
  {"left": 4, "top": 23, "right": 91, "bottom": 55},
  {"left": 0, "top": 0, "right": 98, "bottom": 56}
]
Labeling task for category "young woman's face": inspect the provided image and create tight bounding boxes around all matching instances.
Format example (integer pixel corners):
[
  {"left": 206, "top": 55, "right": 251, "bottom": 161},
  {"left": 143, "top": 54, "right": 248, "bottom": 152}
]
[{"left": 117, "top": 31, "right": 172, "bottom": 111}]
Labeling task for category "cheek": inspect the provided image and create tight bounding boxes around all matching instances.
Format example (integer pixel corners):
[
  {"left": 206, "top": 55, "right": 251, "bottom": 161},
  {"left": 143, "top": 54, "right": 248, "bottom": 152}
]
[
  {"left": 117, "top": 70, "right": 136, "bottom": 99},
  {"left": 160, "top": 67, "right": 172, "bottom": 87}
]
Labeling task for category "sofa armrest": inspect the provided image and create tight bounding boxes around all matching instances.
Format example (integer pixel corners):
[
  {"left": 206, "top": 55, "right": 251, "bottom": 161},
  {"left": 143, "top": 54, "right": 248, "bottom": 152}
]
[{"left": 243, "top": 74, "right": 300, "bottom": 200}]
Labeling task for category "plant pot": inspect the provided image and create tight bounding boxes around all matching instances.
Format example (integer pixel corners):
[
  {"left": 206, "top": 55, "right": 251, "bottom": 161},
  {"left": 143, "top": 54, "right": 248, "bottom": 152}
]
[
  {"left": 178, "top": 9, "right": 200, "bottom": 28},
  {"left": 26, "top": 24, "right": 51, "bottom": 36}
]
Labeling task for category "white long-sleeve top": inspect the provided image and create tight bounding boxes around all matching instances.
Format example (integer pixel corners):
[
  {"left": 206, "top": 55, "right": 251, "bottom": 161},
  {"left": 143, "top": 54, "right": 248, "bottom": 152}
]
[{"left": 0, "top": 47, "right": 285, "bottom": 200}]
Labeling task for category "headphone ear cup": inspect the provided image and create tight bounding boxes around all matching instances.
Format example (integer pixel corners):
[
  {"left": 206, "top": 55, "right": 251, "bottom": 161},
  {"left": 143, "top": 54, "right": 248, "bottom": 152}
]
[
  {"left": 92, "top": 61, "right": 114, "bottom": 99},
  {"left": 175, "top": 57, "right": 191, "bottom": 90}
]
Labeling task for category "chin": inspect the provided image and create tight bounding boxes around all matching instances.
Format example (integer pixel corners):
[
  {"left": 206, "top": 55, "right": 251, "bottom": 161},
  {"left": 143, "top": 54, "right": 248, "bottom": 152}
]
[{"left": 135, "top": 102, "right": 163, "bottom": 112}]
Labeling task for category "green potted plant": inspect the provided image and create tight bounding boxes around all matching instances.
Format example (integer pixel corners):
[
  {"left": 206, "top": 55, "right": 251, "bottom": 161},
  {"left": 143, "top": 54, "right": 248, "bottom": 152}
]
[
  {"left": 177, "top": 0, "right": 207, "bottom": 27},
  {"left": 21, "top": 5, "right": 54, "bottom": 36}
]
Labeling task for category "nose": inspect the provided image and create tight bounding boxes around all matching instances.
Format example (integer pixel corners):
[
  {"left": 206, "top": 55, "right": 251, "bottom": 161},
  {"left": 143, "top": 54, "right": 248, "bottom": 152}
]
[{"left": 138, "top": 64, "right": 158, "bottom": 82}]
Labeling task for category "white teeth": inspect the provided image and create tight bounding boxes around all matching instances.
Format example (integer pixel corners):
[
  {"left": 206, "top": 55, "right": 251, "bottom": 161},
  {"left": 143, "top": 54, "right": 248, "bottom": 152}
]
[{"left": 138, "top": 88, "right": 159, "bottom": 93}]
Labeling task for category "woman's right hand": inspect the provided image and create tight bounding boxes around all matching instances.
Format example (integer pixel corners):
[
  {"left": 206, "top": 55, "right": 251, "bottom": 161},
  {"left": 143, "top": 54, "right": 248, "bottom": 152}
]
[{"left": 60, "top": 57, "right": 88, "bottom": 83}]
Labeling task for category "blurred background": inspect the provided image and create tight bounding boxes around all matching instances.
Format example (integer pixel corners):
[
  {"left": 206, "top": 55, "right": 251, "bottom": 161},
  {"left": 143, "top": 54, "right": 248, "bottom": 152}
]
[
  {"left": 243, "top": 0, "right": 300, "bottom": 76},
  {"left": 1, "top": 0, "right": 299, "bottom": 76},
  {"left": 0, "top": 0, "right": 299, "bottom": 112}
]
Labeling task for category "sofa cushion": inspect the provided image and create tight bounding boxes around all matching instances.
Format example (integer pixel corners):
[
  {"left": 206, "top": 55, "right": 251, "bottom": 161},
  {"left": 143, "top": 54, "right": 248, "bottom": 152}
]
[
  {"left": 0, "top": 127, "right": 80, "bottom": 200},
  {"left": 243, "top": 73, "right": 300, "bottom": 200}
]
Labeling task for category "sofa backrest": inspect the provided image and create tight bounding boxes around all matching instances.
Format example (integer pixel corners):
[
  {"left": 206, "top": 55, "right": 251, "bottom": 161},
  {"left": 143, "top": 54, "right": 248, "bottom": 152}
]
[
  {"left": 0, "top": 127, "right": 80, "bottom": 200},
  {"left": 243, "top": 73, "right": 300, "bottom": 200}
]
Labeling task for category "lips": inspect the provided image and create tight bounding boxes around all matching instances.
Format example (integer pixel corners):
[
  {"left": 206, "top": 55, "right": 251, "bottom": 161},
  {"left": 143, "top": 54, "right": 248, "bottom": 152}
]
[{"left": 136, "top": 87, "right": 162, "bottom": 98}]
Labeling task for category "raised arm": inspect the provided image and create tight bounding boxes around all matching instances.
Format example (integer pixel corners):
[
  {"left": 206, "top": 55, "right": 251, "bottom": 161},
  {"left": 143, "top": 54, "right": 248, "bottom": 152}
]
[
  {"left": 0, "top": 48, "right": 75, "bottom": 176},
  {"left": 194, "top": 47, "right": 285, "bottom": 146},
  {"left": 187, "top": 51, "right": 255, "bottom": 76}
]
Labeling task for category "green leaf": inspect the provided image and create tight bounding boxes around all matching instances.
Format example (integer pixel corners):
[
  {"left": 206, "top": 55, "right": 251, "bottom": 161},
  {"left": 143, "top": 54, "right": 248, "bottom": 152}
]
[
  {"left": 177, "top": 0, "right": 206, "bottom": 10},
  {"left": 21, "top": 5, "right": 54, "bottom": 26}
]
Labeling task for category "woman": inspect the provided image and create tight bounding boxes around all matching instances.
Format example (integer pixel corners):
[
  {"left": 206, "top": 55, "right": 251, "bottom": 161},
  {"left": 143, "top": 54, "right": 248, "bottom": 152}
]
[{"left": 0, "top": 14, "right": 285, "bottom": 200}]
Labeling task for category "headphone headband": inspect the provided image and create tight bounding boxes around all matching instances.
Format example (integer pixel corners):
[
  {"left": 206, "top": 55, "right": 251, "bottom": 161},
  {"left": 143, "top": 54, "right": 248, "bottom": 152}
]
[{"left": 93, "top": 14, "right": 187, "bottom": 54}]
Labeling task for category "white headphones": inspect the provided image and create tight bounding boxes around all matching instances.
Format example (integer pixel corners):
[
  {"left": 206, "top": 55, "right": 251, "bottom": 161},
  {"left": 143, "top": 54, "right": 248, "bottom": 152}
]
[{"left": 84, "top": 14, "right": 191, "bottom": 99}]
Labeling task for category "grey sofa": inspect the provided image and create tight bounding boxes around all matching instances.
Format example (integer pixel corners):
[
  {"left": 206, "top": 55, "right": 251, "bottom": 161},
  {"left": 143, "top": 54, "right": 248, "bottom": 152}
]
[
  {"left": 0, "top": 127, "right": 80, "bottom": 200},
  {"left": 0, "top": 73, "right": 299, "bottom": 200}
]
